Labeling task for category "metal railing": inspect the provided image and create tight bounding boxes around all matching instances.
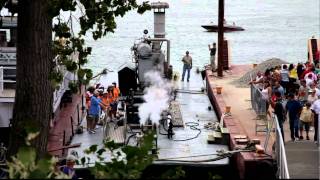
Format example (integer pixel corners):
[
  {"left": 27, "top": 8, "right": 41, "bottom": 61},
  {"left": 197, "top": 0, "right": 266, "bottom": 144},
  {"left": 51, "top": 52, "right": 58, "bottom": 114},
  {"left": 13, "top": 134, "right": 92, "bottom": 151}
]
[
  {"left": 272, "top": 113, "right": 290, "bottom": 179},
  {"left": 318, "top": 113, "right": 320, "bottom": 147},
  {"left": 0, "top": 66, "right": 16, "bottom": 93},
  {"left": 250, "top": 83, "right": 267, "bottom": 117}
]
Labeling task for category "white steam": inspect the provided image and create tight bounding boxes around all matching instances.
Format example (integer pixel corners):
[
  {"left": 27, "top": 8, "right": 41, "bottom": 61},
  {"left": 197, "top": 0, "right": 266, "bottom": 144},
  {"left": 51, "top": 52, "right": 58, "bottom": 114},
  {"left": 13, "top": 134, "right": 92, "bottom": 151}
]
[{"left": 138, "top": 71, "right": 172, "bottom": 125}]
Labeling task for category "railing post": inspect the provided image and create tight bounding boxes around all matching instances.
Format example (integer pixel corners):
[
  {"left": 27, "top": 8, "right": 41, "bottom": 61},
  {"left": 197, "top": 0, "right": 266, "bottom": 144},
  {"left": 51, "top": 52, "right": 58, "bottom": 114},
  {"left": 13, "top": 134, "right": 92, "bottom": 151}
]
[
  {"left": 70, "top": 116, "right": 74, "bottom": 137},
  {"left": 314, "top": 114, "right": 320, "bottom": 147},
  {"left": 77, "top": 104, "right": 80, "bottom": 125},
  {"left": 0, "top": 66, "right": 3, "bottom": 93},
  {"left": 62, "top": 130, "right": 66, "bottom": 146},
  {"left": 62, "top": 130, "right": 66, "bottom": 156}
]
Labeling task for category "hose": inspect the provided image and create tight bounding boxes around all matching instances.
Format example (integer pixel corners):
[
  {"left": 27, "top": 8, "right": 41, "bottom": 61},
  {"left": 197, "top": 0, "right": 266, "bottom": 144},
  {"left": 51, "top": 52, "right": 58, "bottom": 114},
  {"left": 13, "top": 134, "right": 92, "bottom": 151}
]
[{"left": 158, "top": 120, "right": 202, "bottom": 141}]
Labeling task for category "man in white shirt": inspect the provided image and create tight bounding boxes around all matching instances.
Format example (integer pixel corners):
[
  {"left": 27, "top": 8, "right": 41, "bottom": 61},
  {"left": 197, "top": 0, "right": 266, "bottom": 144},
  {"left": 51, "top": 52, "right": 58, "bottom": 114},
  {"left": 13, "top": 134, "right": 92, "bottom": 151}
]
[{"left": 310, "top": 97, "right": 320, "bottom": 143}]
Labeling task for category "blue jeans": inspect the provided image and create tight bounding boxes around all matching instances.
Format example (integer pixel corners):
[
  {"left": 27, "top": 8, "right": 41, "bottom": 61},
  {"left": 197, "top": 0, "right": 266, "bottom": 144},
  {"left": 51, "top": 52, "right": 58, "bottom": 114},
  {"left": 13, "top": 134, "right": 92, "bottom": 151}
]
[
  {"left": 289, "top": 118, "right": 299, "bottom": 140},
  {"left": 182, "top": 64, "right": 191, "bottom": 81}
]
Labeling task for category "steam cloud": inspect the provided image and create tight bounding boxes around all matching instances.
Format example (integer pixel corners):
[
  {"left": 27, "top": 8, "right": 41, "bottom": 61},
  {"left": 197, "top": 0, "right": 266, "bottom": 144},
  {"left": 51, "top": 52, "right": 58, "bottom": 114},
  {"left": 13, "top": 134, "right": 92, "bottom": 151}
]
[{"left": 138, "top": 71, "right": 172, "bottom": 125}]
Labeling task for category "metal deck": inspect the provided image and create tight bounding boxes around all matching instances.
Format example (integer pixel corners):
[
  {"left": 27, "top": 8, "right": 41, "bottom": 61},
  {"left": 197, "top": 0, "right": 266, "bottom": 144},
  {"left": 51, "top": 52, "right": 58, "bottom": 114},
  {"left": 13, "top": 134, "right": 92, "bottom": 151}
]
[{"left": 68, "top": 69, "right": 229, "bottom": 167}]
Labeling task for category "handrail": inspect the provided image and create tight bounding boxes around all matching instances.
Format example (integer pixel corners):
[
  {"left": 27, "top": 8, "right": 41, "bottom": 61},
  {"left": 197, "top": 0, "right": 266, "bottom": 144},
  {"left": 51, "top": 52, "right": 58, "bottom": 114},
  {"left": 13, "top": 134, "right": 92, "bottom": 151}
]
[
  {"left": 249, "top": 73, "right": 267, "bottom": 117},
  {"left": 272, "top": 113, "right": 290, "bottom": 179}
]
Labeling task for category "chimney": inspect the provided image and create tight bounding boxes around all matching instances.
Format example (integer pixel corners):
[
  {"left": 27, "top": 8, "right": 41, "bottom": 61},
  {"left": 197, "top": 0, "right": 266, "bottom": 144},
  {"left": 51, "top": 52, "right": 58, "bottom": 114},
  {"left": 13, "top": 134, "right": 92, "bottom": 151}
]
[{"left": 151, "top": 2, "right": 169, "bottom": 38}]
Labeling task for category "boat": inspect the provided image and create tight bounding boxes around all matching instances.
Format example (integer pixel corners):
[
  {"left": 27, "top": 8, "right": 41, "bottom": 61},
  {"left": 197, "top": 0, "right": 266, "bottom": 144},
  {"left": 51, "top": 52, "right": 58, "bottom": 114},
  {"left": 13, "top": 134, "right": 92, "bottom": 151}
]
[
  {"left": 0, "top": 16, "right": 18, "bottom": 147},
  {"left": 201, "top": 23, "right": 244, "bottom": 32},
  {"left": 66, "top": 2, "right": 235, "bottom": 179}
]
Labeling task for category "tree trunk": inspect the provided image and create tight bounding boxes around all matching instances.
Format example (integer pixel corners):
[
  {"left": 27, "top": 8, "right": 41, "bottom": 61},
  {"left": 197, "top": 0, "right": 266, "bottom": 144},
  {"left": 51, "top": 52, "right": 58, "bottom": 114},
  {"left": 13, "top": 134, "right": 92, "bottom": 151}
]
[{"left": 8, "top": 0, "right": 53, "bottom": 157}]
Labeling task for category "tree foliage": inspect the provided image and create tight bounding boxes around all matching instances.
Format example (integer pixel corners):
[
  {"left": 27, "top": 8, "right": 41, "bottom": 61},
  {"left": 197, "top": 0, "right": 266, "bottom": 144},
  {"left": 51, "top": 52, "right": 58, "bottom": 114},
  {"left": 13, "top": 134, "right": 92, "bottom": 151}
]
[
  {"left": 47, "top": 0, "right": 151, "bottom": 90},
  {"left": 0, "top": 0, "right": 151, "bottom": 155},
  {"left": 4, "top": 130, "right": 171, "bottom": 179}
]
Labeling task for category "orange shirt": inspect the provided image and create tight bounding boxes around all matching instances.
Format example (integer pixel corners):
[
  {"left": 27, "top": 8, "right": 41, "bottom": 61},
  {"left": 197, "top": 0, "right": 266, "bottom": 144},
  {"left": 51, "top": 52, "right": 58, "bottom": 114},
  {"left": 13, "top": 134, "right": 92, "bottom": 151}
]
[
  {"left": 101, "top": 96, "right": 110, "bottom": 110},
  {"left": 108, "top": 93, "right": 115, "bottom": 104},
  {"left": 113, "top": 87, "right": 120, "bottom": 99}
]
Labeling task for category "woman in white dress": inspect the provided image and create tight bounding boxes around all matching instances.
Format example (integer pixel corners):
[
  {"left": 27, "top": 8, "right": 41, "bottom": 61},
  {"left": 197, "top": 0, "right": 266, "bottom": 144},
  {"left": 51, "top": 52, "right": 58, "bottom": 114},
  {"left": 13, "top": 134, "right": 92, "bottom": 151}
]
[{"left": 261, "top": 81, "right": 272, "bottom": 116}]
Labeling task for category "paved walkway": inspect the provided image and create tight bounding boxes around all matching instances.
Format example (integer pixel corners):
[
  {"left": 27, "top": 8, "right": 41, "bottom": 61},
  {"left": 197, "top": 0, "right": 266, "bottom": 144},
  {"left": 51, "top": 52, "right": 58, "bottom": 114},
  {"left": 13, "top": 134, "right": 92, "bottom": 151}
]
[{"left": 286, "top": 141, "right": 319, "bottom": 179}]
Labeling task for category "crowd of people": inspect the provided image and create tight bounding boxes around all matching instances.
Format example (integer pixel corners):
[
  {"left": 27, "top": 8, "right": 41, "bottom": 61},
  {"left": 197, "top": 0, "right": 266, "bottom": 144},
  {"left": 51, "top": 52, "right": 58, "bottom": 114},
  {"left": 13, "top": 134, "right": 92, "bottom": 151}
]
[
  {"left": 85, "top": 82, "right": 120, "bottom": 134},
  {"left": 249, "top": 61, "right": 319, "bottom": 143}
]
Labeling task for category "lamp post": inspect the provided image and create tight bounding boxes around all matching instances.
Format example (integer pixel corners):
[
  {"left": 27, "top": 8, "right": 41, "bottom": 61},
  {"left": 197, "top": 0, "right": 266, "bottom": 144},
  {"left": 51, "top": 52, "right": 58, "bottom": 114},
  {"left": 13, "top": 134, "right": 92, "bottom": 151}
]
[{"left": 217, "top": 0, "right": 225, "bottom": 77}]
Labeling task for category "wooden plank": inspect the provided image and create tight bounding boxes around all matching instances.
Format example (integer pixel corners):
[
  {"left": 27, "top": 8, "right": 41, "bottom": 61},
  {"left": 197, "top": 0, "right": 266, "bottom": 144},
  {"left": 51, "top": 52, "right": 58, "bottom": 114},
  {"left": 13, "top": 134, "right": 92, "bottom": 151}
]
[
  {"left": 169, "top": 101, "right": 184, "bottom": 127},
  {"left": 47, "top": 143, "right": 82, "bottom": 152},
  {"left": 105, "top": 123, "right": 125, "bottom": 144}
]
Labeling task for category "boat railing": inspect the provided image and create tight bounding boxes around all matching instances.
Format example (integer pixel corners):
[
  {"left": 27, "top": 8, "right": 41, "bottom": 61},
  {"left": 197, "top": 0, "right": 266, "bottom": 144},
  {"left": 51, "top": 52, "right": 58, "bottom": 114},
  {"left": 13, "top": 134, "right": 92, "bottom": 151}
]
[
  {"left": 0, "top": 66, "right": 16, "bottom": 93},
  {"left": 0, "top": 48, "right": 16, "bottom": 66},
  {"left": 270, "top": 113, "right": 290, "bottom": 179}
]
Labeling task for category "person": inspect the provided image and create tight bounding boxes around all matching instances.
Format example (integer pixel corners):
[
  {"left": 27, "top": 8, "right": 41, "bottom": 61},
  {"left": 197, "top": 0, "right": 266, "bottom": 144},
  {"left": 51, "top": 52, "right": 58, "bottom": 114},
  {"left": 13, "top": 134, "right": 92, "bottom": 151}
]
[
  {"left": 307, "top": 89, "right": 318, "bottom": 104},
  {"left": 261, "top": 81, "right": 272, "bottom": 116},
  {"left": 305, "top": 73, "right": 314, "bottom": 89},
  {"left": 296, "top": 63, "right": 305, "bottom": 80},
  {"left": 310, "top": 97, "right": 320, "bottom": 143},
  {"left": 299, "top": 102, "right": 313, "bottom": 140},
  {"left": 88, "top": 90, "right": 106, "bottom": 134},
  {"left": 100, "top": 90, "right": 111, "bottom": 125},
  {"left": 298, "top": 80, "right": 308, "bottom": 106},
  {"left": 60, "top": 155, "right": 77, "bottom": 179},
  {"left": 280, "top": 64, "right": 290, "bottom": 94},
  {"left": 85, "top": 86, "right": 95, "bottom": 116},
  {"left": 272, "top": 81, "right": 285, "bottom": 98},
  {"left": 273, "top": 91, "right": 286, "bottom": 142},
  {"left": 112, "top": 82, "right": 121, "bottom": 99},
  {"left": 288, "top": 64, "right": 297, "bottom": 93},
  {"left": 181, "top": 51, "right": 192, "bottom": 82},
  {"left": 285, "top": 93, "right": 302, "bottom": 141},
  {"left": 106, "top": 86, "right": 116, "bottom": 120},
  {"left": 208, "top": 43, "right": 216, "bottom": 72},
  {"left": 248, "top": 71, "right": 264, "bottom": 90},
  {"left": 111, "top": 82, "right": 121, "bottom": 118}
]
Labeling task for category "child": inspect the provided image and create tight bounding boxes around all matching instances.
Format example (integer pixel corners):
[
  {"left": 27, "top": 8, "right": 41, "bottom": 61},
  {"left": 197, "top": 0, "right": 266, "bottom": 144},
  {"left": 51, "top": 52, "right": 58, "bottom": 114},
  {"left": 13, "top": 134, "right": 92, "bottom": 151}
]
[{"left": 299, "top": 102, "right": 313, "bottom": 140}]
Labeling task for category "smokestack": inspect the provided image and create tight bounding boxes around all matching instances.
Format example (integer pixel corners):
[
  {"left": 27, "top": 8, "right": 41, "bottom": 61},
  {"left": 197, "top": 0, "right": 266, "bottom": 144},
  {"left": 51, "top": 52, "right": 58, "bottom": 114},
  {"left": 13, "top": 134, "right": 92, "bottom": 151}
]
[{"left": 151, "top": 2, "right": 169, "bottom": 38}]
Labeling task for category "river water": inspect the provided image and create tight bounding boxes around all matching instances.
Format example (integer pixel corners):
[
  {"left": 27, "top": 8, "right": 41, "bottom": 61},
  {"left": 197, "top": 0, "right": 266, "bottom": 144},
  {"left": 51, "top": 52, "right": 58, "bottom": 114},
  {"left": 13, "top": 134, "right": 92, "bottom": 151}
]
[{"left": 82, "top": 0, "right": 319, "bottom": 75}]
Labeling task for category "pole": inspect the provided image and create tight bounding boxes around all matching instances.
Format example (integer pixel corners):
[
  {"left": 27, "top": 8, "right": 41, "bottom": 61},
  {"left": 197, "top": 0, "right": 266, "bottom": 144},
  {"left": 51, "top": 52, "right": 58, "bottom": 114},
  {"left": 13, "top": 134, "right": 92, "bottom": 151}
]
[
  {"left": 217, "top": 0, "right": 224, "bottom": 77},
  {"left": 314, "top": 115, "right": 320, "bottom": 148}
]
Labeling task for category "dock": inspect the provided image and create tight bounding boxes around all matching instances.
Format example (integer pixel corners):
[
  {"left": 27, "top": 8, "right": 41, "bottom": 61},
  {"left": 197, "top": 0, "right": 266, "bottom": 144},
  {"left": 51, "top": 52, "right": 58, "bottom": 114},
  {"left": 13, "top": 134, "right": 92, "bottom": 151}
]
[
  {"left": 156, "top": 70, "right": 229, "bottom": 167},
  {"left": 205, "top": 64, "right": 319, "bottom": 179},
  {"left": 65, "top": 70, "right": 231, "bottom": 177}
]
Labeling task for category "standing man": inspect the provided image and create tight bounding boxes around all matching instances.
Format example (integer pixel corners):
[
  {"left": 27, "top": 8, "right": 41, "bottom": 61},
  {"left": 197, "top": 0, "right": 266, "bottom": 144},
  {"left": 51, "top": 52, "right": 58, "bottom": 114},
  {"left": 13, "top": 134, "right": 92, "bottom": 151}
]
[
  {"left": 208, "top": 43, "right": 217, "bottom": 72},
  {"left": 88, "top": 90, "right": 106, "bottom": 134},
  {"left": 181, "top": 51, "right": 192, "bottom": 82},
  {"left": 273, "top": 91, "right": 286, "bottom": 142},
  {"left": 310, "top": 96, "right": 320, "bottom": 144},
  {"left": 285, "top": 93, "right": 302, "bottom": 141}
]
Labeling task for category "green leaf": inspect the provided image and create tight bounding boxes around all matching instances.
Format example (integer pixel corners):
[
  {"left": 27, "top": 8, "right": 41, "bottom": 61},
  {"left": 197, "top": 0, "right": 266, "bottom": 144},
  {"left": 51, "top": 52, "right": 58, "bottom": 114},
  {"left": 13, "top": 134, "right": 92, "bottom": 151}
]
[
  {"left": 96, "top": 148, "right": 106, "bottom": 156},
  {"left": 17, "top": 147, "right": 36, "bottom": 167},
  {"left": 81, "top": 157, "right": 86, "bottom": 165},
  {"left": 89, "top": 144, "right": 98, "bottom": 153}
]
